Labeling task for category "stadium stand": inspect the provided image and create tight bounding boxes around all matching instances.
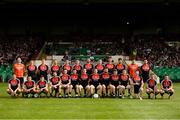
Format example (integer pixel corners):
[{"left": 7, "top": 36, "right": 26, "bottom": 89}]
[{"left": 0, "top": 34, "right": 180, "bottom": 82}]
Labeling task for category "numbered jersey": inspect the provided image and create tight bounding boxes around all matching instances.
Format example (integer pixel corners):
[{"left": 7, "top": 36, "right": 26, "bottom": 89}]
[
  {"left": 61, "top": 74, "right": 70, "bottom": 84},
  {"left": 9, "top": 79, "right": 20, "bottom": 90},
  {"left": 161, "top": 79, "right": 172, "bottom": 89},
  {"left": 50, "top": 77, "right": 60, "bottom": 85},
  {"left": 37, "top": 80, "right": 47, "bottom": 89},
  {"left": 147, "top": 79, "right": 157, "bottom": 89},
  {"left": 24, "top": 81, "right": 35, "bottom": 89}
]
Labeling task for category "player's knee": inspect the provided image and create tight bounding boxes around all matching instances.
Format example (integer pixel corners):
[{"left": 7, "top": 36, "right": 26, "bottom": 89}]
[
  {"left": 102, "top": 85, "right": 106, "bottom": 89},
  {"left": 120, "top": 85, "right": 125, "bottom": 90},
  {"left": 91, "top": 85, "right": 95, "bottom": 89},
  {"left": 69, "top": 85, "right": 73, "bottom": 89},
  {"left": 140, "top": 88, "right": 143, "bottom": 92}
]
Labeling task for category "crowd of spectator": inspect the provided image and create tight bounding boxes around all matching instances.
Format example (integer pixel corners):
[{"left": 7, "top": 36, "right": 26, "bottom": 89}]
[
  {"left": 0, "top": 34, "right": 179, "bottom": 68},
  {"left": 0, "top": 36, "right": 44, "bottom": 67},
  {"left": 46, "top": 34, "right": 180, "bottom": 67}
]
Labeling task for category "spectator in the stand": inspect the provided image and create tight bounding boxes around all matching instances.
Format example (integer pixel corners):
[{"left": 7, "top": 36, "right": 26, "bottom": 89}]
[{"left": 63, "top": 51, "right": 71, "bottom": 61}]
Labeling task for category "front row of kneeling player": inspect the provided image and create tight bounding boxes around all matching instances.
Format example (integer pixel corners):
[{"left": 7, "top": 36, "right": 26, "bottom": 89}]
[{"left": 7, "top": 69, "right": 174, "bottom": 99}]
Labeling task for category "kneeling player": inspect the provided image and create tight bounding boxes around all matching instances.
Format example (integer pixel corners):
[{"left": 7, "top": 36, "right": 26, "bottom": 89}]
[
  {"left": 50, "top": 72, "right": 60, "bottom": 97},
  {"left": 132, "top": 71, "right": 144, "bottom": 100},
  {"left": 37, "top": 76, "right": 49, "bottom": 97},
  {"left": 23, "top": 76, "right": 37, "bottom": 97},
  {"left": 69, "top": 69, "right": 79, "bottom": 97},
  {"left": 146, "top": 74, "right": 159, "bottom": 99},
  {"left": 78, "top": 69, "right": 91, "bottom": 97},
  {"left": 60, "top": 70, "right": 71, "bottom": 97},
  {"left": 90, "top": 69, "right": 102, "bottom": 97},
  {"left": 160, "top": 75, "right": 174, "bottom": 99},
  {"left": 7, "top": 74, "right": 21, "bottom": 97},
  {"left": 118, "top": 70, "right": 132, "bottom": 98}
]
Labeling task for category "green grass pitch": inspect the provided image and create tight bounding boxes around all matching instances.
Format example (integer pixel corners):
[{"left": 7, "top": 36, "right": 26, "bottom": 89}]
[{"left": 0, "top": 83, "right": 180, "bottom": 119}]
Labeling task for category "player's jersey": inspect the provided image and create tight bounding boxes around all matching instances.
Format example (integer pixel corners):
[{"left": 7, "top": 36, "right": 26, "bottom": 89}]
[
  {"left": 60, "top": 74, "right": 70, "bottom": 84},
  {"left": 73, "top": 64, "right": 82, "bottom": 75},
  {"left": 38, "top": 64, "right": 48, "bottom": 78},
  {"left": 24, "top": 80, "right": 35, "bottom": 89},
  {"left": 14, "top": 63, "right": 25, "bottom": 78},
  {"left": 132, "top": 75, "right": 142, "bottom": 86},
  {"left": 147, "top": 79, "right": 157, "bottom": 89},
  {"left": 51, "top": 65, "right": 60, "bottom": 75},
  {"left": 116, "top": 63, "right": 125, "bottom": 74},
  {"left": 105, "top": 63, "right": 115, "bottom": 74},
  {"left": 62, "top": 64, "right": 71, "bottom": 75},
  {"left": 101, "top": 72, "right": 110, "bottom": 85},
  {"left": 120, "top": 74, "right": 130, "bottom": 86},
  {"left": 80, "top": 73, "right": 89, "bottom": 86},
  {"left": 141, "top": 63, "right": 150, "bottom": 73},
  {"left": 70, "top": 74, "right": 79, "bottom": 85},
  {"left": 95, "top": 64, "right": 104, "bottom": 75},
  {"left": 161, "top": 79, "right": 172, "bottom": 89},
  {"left": 27, "top": 64, "right": 37, "bottom": 79},
  {"left": 50, "top": 77, "right": 60, "bottom": 85},
  {"left": 128, "top": 64, "right": 139, "bottom": 78},
  {"left": 84, "top": 63, "right": 93, "bottom": 75},
  {"left": 37, "top": 80, "right": 47, "bottom": 89},
  {"left": 110, "top": 74, "right": 119, "bottom": 86},
  {"left": 9, "top": 79, "right": 20, "bottom": 90},
  {"left": 90, "top": 73, "right": 100, "bottom": 85}
]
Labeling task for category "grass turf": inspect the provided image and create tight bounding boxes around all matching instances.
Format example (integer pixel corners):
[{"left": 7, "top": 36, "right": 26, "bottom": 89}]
[{"left": 0, "top": 83, "right": 180, "bottom": 119}]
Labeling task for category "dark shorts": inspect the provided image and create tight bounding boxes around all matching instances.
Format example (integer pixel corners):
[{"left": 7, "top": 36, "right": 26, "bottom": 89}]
[
  {"left": 102, "top": 79, "right": 109, "bottom": 86},
  {"left": 53, "top": 86, "right": 59, "bottom": 93},
  {"left": 72, "top": 83, "right": 78, "bottom": 89},
  {"left": 17, "top": 77, "right": 24, "bottom": 85},
  {"left": 134, "top": 85, "right": 141, "bottom": 94},
  {"left": 11, "top": 86, "right": 18, "bottom": 91},
  {"left": 80, "top": 81, "right": 88, "bottom": 88},
  {"left": 120, "top": 83, "right": 128, "bottom": 88},
  {"left": 92, "top": 81, "right": 99, "bottom": 88},
  {"left": 142, "top": 75, "right": 149, "bottom": 83}
]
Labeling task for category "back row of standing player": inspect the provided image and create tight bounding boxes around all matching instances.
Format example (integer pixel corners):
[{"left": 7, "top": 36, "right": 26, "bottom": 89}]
[{"left": 9, "top": 57, "right": 174, "bottom": 99}]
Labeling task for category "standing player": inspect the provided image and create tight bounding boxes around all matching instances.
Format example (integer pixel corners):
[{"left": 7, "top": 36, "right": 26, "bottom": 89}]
[
  {"left": 51, "top": 59, "right": 61, "bottom": 76},
  {"left": 95, "top": 59, "right": 104, "bottom": 75},
  {"left": 116, "top": 58, "right": 126, "bottom": 75},
  {"left": 37, "top": 76, "right": 49, "bottom": 97},
  {"left": 160, "top": 75, "right": 174, "bottom": 99},
  {"left": 69, "top": 69, "right": 79, "bottom": 97},
  {"left": 60, "top": 70, "right": 71, "bottom": 97},
  {"left": 141, "top": 59, "right": 151, "bottom": 83},
  {"left": 101, "top": 68, "right": 110, "bottom": 97},
  {"left": 13, "top": 57, "right": 25, "bottom": 88},
  {"left": 78, "top": 69, "right": 90, "bottom": 97},
  {"left": 62, "top": 60, "right": 72, "bottom": 75},
  {"left": 105, "top": 57, "right": 115, "bottom": 74},
  {"left": 128, "top": 59, "right": 139, "bottom": 78},
  {"left": 49, "top": 72, "right": 61, "bottom": 98},
  {"left": 73, "top": 60, "right": 82, "bottom": 75},
  {"left": 27, "top": 60, "right": 37, "bottom": 82},
  {"left": 146, "top": 74, "right": 159, "bottom": 99},
  {"left": 38, "top": 59, "right": 49, "bottom": 81},
  {"left": 7, "top": 74, "right": 21, "bottom": 97},
  {"left": 109, "top": 69, "right": 120, "bottom": 97},
  {"left": 84, "top": 58, "right": 93, "bottom": 75},
  {"left": 132, "top": 71, "right": 144, "bottom": 100},
  {"left": 118, "top": 70, "right": 132, "bottom": 98},
  {"left": 90, "top": 69, "right": 102, "bottom": 97},
  {"left": 23, "top": 76, "right": 36, "bottom": 97}
]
